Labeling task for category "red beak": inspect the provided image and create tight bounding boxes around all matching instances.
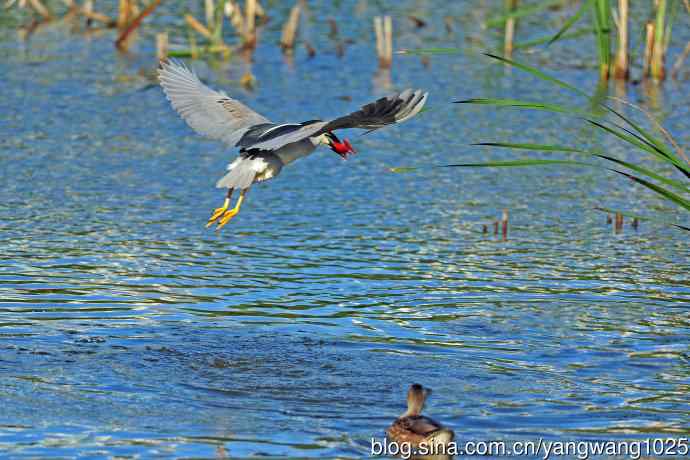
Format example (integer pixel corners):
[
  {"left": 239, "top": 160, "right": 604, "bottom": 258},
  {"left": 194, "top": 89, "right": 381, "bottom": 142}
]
[
  {"left": 344, "top": 139, "right": 356, "bottom": 154},
  {"left": 332, "top": 138, "right": 356, "bottom": 159}
]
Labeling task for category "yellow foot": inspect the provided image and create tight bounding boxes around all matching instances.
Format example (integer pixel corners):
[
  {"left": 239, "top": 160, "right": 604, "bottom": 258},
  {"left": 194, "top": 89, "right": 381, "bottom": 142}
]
[
  {"left": 206, "top": 200, "right": 229, "bottom": 228},
  {"left": 216, "top": 208, "right": 239, "bottom": 230}
]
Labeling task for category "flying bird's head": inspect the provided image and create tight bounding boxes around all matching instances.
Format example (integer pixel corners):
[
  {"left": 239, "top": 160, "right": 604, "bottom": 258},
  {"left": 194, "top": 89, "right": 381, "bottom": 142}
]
[{"left": 325, "top": 132, "right": 356, "bottom": 159}]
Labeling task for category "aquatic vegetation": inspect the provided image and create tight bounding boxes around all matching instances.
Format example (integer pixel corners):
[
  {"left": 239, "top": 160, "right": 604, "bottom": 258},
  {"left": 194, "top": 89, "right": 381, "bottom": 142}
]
[
  {"left": 115, "top": 0, "right": 161, "bottom": 50},
  {"left": 548, "top": 0, "right": 686, "bottom": 81},
  {"left": 482, "top": 0, "right": 687, "bottom": 82},
  {"left": 393, "top": 53, "right": 690, "bottom": 231},
  {"left": 279, "top": 2, "right": 302, "bottom": 53},
  {"left": 374, "top": 15, "right": 394, "bottom": 69}
]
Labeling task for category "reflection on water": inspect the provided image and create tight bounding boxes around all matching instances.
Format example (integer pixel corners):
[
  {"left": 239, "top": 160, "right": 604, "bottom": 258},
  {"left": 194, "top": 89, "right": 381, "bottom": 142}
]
[{"left": 1, "top": 1, "right": 689, "bottom": 458}]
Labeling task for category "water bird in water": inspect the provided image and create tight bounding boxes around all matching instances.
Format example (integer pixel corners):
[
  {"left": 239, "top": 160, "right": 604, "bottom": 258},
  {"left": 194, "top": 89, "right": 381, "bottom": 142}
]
[
  {"left": 158, "top": 60, "right": 428, "bottom": 230},
  {"left": 387, "top": 384, "right": 454, "bottom": 453}
]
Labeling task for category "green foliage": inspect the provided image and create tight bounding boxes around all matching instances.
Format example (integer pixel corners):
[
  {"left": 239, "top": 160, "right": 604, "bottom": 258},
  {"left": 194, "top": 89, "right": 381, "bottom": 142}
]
[
  {"left": 547, "top": 0, "right": 589, "bottom": 45},
  {"left": 394, "top": 54, "right": 690, "bottom": 231}
]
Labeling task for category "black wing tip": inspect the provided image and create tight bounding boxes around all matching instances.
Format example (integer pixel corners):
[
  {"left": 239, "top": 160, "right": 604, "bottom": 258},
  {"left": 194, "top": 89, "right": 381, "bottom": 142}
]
[{"left": 300, "top": 119, "right": 323, "bottom": 127}]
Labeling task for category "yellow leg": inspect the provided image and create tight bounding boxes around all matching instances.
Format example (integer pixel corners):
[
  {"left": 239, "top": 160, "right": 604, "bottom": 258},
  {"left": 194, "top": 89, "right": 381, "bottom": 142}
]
[
  {"left": 216, "top": 189, "right": 247, "bottom": 230},
  {"left": 206, "top": 189, "right": 233, "bottom": 228}
]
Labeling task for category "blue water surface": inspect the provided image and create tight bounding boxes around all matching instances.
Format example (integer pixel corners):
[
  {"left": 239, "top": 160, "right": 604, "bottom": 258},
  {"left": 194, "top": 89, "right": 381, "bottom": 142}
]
[{"left": 0, "top": 1, "right": 689, "bottom": 458}]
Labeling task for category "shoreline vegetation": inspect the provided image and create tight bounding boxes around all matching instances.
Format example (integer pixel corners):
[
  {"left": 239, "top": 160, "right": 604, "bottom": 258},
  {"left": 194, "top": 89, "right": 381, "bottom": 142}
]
[
  {"left": 5, "top": 0, "right": 688, "bottom": 81},
  {"left": 4, "top": 0, "right": 689, "bottom": 232}
]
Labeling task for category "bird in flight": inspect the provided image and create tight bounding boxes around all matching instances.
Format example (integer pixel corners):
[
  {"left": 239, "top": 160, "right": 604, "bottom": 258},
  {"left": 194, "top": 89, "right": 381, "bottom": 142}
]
[{"left": 159, "top": 60, "right": 428, "bottom": 230}]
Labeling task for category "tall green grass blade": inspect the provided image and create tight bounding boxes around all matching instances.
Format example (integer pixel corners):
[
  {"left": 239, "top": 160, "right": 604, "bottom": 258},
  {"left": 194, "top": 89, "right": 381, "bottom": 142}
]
[
  {"left": 444, "top": 159, "right": 591, "bottom": 168},
  {"left": 473, "top": 142, "right": 582, "bottom": 153},
  {"left": 613, "top": 170, "right": 690, "bottom": 212},
  {"left": 588, "top": 119, "right": 690, "bottom": 183},
  {"left": 603, "top": 105, "right": 690, "bottom": 177},
  {"left": 587, "top": 120, "right": 674, "bottom": 164},
  {"left": 474, "top": 142, "right": 690, "bottom": 192},
  {"left": 390, "top": 159, "right": 592, "bottom": 174},
  {"left": 516, "top": 27, "right": 590, "bottom": 50},
  {"left": 603, "top": 121, "right": 690, "bottom": 179},
  {"left": 664, "top": 0, "right": 678, "bottom": 52},
  {"left": 607, "top": 120, "right": 669, "bottom": 157},
  {"left": 597, "top": 154, "right": 690, "bottom": 193},
  {"left": 654, "top": 0, "right": 667, "bottom": 60},
  {"left": 455, "top": 98, "right": 590, "bottom": 116},
  {"left": 547, "top": 0, "right": 588, "bottom": 45},
  {"left": 592, "top": 0, "right": 611, "bottom": 76},
  {"left": 482, "top": 53, "right": 588, "bottom": 97}
]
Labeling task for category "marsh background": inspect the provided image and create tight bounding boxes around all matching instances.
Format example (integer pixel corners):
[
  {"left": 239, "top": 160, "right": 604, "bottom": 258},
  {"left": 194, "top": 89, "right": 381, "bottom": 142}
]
[{"left": 0, "top": 0, "right": 689, "bottom": 458}]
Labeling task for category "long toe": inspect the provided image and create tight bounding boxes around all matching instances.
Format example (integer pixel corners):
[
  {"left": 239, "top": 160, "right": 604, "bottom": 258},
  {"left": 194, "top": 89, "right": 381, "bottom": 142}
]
[
  {"left": 206, "top": 206, "right": 228, "bottom": 228},
  {"left": 216, "top": 209, "right": 238, "bottom": 231}
]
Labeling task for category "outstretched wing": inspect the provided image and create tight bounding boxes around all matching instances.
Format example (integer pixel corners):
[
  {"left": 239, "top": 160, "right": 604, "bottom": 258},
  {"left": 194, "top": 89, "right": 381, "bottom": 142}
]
[
  {"left": 325, "top": 88, "right": 427, "bottom": 131},
  {"left": 158, "top": 60, "right": 271, "bottom": 147},
  {"left": 244, "top": 89, "right": 428, "bottom": 151}
]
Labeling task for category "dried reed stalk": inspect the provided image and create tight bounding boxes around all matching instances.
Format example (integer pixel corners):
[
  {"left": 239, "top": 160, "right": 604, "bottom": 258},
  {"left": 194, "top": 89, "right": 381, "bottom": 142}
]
[
  {"left": 504, "top": 0, "right": 518, "bottom": 58},
  {"left": 205, "top": 0, "right": 215, "bottom": 28},
  {"left": 225, "top": 0, "right": 244, "bottom": 31},
  {"left": 83, "top": 9, "right": 115, "bottom": 26},
  {"left": 327, "top": 18, "right": 338, "bottom": 39},
  {"left": 185, "top": 14, "right": 213, "bottom": 40},
  {"left": 374, "top": 16, "right": 384, "bottom": 64},
  {"left": 83, "top": 0, "right": 93, "bottom": 25},
  {"left": 115, "top": 0, "right": 161, "bottom": 50},
  {"left": 211, "top": 0, "right": 226, "bottom": 45},
  {"left": 156, "top": 32, "right": 168, "bottom": 61},
  {"left": 650, "top": 0, "right": 667, "bottom": 80},
  {"left": 280, "top": 2, "right": 301, "bottom": 51},
  {"left": 374, "top": 16, "right": 392, "bottom": 69},
  {"left": 254, "top": 0, "right": 266, "bottom": 20},
  {"left": 643, "top": 21, "right": 655, "bottom": 77},
  {"left": 28, "top": 0, "right": 51, "bottom": 19},
  {"left": 65, "top": 0, "right": 113, "bottom": 27},
  {"left": 614, "top": 212, "right": 624, "bottom": 232},
  {"left": 384, "top": 16, "right": 392, "bottom": 67},
  {"left": 117, "top": 0, "right": 130, "bottom": 30},
  {"left": 612, "top": 0, "right": 629, "bottom": 79},
  {"left": 244, "top": 0, "right": 256, "bottom": 48},
  {"left": 501, "top": 209, "right": 508, "bottom": 240},
  {"left": 132, "top": 0, "right": 141, "bottom": 18}
]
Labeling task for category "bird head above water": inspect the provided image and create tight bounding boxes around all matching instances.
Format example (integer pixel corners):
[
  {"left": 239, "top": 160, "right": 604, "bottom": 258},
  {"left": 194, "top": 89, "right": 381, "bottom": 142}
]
[
  {"left": 405, "top": 383, "right": 432, "bottom": 417},
  {"left": 387, "top": 383, "right": 454, "bottom": 452}
]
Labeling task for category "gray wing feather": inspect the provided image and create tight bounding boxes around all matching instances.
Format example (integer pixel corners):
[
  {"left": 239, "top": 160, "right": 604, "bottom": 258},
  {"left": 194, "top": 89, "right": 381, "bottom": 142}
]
[
  {"left": 159, "top": 60, "right": 271, "bottom": 147},
  {"left": 244, "top": 89, "right": 428, "bottom": 151},
  {"left": 324, "top": 89, "right": 428, "bottom": 131},
  {"left": 244, "top": 122, "right": 328, "bottom": 151}
]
